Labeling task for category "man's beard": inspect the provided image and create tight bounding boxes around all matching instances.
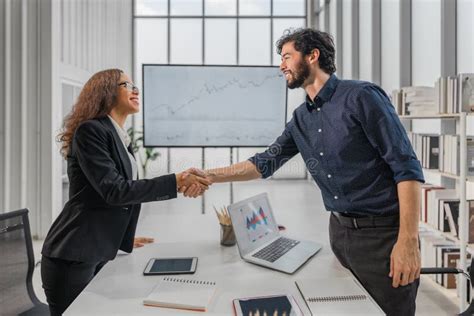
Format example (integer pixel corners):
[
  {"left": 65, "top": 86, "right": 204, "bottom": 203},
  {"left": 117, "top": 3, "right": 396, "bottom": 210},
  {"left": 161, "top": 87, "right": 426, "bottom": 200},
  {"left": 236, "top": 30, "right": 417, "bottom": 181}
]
[{"left": 287, "top": 59, "right": 310, "bottom": 89}]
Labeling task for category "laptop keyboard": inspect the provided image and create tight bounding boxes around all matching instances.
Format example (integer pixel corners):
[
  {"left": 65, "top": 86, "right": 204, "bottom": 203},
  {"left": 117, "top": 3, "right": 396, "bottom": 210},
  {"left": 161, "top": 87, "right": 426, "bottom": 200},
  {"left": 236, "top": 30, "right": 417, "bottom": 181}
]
[{"left": 252, "top": 237, "right": 300, "bottom": 262}]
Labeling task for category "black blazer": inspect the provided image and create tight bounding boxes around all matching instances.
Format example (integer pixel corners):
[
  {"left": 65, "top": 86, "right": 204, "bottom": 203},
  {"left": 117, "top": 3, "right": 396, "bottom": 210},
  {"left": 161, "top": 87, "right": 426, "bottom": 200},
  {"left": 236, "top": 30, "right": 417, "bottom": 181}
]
[{"left": 42, "top": 117, "right": 177, "bottom": 263}]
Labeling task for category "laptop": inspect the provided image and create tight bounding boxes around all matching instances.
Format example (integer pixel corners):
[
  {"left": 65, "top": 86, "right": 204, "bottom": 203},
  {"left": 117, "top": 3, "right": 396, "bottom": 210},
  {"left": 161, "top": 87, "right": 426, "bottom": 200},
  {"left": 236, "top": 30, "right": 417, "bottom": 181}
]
[{"left": 227, "top": 193, "right": 322, "bottom": 274}]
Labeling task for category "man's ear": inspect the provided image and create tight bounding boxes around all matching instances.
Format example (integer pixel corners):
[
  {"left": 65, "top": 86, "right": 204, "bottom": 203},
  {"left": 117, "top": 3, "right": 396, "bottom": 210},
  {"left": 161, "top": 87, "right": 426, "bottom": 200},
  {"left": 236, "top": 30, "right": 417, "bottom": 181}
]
[{"left": 307, "top": 48, "right": 320, "bottom": 65}]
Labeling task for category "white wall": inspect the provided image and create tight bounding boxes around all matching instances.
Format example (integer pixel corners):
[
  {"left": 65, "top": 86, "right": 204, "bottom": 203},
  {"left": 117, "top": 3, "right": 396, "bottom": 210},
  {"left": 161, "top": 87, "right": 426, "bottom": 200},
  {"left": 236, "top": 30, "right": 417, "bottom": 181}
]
[
  {"left": 329, "top": 0, "right": 342, "bottom": 76},
  {"left": 359, "top": 0, "right": 373, "bottom": 82},
  {"left": 381, "top": 0, "right": 401, "bottom": 93},
  {"left": 0, "top": 0, "right": 5, "bottom": 212},
  {"left": 457, "top": 0, "right": 474, "bottom": 73},
  {"left": 1, "top": 0, "right": 45, "bottom": 236},
  {"left": 318, "top": 0, "right": 326, "bottom": 32},
  {"left": 57, "top": 0, "right": 133, "bottom": 222},
  {"left": 342, "top": 0, "right": 357, "bottom": 79},
  {"left": 0, "top": 0, "right": 133, "bottom": 238},
  {"left": 411, "top": 0, "right": 441, "bottom": 86}
]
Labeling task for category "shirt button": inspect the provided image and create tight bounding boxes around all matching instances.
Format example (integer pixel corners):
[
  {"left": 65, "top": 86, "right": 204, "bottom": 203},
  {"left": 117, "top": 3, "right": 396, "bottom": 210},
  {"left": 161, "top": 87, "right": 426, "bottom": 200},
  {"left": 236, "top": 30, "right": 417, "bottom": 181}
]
[
  {"left": 334, "top": 196, "right": 338, "bottom": 200},
  {"left": 317, "top": 108, "right": 321, "bottom": 112},
  {"left": 320, "top": 152, "right": 324, "bottom": 156},
  {"left": 327, "top": 174, "right": 332, "bottom": 178},
  {"left": 318, "top": 129, "right": 322, "bottom": 132}
]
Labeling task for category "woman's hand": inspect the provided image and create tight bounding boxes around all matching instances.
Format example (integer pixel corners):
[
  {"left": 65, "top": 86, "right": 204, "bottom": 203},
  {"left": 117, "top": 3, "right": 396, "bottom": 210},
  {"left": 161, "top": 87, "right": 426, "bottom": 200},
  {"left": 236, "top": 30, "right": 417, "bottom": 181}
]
[
  {"left": 133, "top": 237, "right": 154, "bottom": 248},
  {"left": 176, "top": 168, "right": 213, "bottom": 198}
]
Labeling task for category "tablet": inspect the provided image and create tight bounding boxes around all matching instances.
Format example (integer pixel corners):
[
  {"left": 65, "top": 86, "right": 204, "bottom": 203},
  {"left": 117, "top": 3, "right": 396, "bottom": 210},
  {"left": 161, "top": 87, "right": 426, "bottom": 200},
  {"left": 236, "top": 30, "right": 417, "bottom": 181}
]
[
  {"left": 143, "top": 257, "right": 198, "bottom": 275},
  {"left": 233, "top": 294, "right": 303, "bottom": 316}
]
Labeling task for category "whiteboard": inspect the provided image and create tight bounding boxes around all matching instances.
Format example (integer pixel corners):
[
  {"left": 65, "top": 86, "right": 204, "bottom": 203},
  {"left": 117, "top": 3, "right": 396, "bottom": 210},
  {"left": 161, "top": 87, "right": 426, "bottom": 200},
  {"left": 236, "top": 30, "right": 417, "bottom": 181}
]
[{"left": 143, "top": 65, "right": 287, "bottom": 147}]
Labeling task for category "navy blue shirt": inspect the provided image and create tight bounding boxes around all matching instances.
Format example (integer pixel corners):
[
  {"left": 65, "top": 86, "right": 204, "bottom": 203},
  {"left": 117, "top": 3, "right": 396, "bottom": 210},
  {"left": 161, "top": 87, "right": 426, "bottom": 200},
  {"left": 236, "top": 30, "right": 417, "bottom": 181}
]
[{"left": 249, "top": 74, "right": 424, "bottom": 216}]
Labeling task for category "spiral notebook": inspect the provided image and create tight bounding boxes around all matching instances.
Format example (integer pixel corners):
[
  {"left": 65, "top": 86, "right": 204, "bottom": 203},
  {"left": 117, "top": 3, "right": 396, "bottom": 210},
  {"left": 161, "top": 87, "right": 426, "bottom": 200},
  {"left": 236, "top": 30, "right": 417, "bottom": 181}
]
[
  {"left": 295, "top": 277, "right": 384, "bottom": 315},
  {"left": 143, "top": 277, "right": 217, "bottom": 312}
]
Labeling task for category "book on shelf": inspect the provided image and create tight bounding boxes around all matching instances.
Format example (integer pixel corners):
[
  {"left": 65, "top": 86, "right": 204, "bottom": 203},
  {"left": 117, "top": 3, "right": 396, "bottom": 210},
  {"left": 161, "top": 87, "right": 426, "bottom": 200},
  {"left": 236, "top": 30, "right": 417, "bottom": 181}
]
[
  {"left": 435, "top": 77, "right": 448, "bottom": 114},
  {"left": 458, "top": 73, "right": 474, "bottom": 113},
  {"left": 440, "top": 135, "right": 474, "bottom": 176},
  {"left": 429, "top": 136, "right": 440, "bottom": 170},
  {"left": 418, "top": 232, "right": 472, "bottom": 290},
  {"left": 420, "top": 235, "right": 454, "bottom": 280},
  {"left": 410, "top": 134, "right": 474, "bottom": 177},
  {"left": 470, "top": 201, "right": 474, "bottom": 243},
  {"left": 406, "top": 102, "right": 437, "bottom": 116},
  {"left": 433, "top": 73, "right": 474, "bottom": 114},
  {"left": 143, "top": 277, "right": 217, "bottom": 312},
  {"left": 426, "top": 189, "right": 457, "bottom": 228},
  {"left": 444, "top": 254, "right": 472, "bottom": 300},
  {"left": 401, "top": 86, "right": 436, "bottom": 116},
  {"left": 436, "top": 245, "right": 459, "bottom": 286},
  {"left": 409, "top": 134, "right": 442, "bottom": 170},
  {"left": 420, "top": 136, "right": 440, "bottom": 169},
  {"left": 425, "top": 199, "right": 474, "bottom": 242},
  {"left": 420, "top": 194, "right": 474, "bottom": 244},
  {"left": 438, "top": 199, "right": 458, "bottom": 233},
  {"left": 468, "top": 139, "right": 474, "bottom": 176},
  {"left": 447, "top": 76, "right": 457, "bottom": 114},
  {"left": 445, "top": 252, "right": 459, "bottom": 288},
  {"left": 391, "top": 89, "right": 403, "bottom": 115},
  {"left": 403, "top": 86, "right": 435, "bottom": 100},
  {"left": 444, "top": 201, "right": 460, "bottom": 237},
  {"left": 397, "top": 73, "right": 473, "bottom": 115},
  {"left": 420, "top": 185, "right": 444, "bottom": 223}
]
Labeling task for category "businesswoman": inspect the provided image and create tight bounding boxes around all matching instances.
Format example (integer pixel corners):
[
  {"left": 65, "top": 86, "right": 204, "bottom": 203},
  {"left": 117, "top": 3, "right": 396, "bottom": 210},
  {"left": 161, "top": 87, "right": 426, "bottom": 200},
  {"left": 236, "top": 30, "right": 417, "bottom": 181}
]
[{"left": 41, "top": 69, "right": 210, "bottom": 315}]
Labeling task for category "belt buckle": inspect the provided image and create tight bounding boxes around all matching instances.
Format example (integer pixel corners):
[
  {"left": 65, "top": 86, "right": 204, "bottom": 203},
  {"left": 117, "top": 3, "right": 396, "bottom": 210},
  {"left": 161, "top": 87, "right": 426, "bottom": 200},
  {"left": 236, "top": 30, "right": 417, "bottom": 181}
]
[{"left": 352, "top": 218, "right": 359, "bottom": 229}]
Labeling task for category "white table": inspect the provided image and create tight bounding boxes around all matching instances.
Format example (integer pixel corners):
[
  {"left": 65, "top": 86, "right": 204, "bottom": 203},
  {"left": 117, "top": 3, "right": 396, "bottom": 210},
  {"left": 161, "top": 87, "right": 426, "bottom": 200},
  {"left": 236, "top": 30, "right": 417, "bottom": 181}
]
[{"left": 65, "top": 202, "right": 352, "bottom": 315}]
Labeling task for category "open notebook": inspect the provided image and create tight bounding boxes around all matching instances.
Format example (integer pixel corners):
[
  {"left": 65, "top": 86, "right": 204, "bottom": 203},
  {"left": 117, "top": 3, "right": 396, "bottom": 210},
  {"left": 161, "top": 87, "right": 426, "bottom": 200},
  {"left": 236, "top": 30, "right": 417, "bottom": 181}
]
[
  {"left": 295, "top": 277, "right": 384, "bottom": 315},
  {"left": 143, "top": 277, "right": 217, "bottom": 312}
]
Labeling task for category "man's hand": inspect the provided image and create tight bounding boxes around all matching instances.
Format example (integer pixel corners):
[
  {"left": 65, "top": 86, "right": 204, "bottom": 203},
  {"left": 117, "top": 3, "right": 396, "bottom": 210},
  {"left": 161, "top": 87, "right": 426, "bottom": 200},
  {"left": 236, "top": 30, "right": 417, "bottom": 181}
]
[
  {"left": 389, "top": 237, "right": 420, "bottom": 288},
  {"left": 391, "top": 180, "right": 421, "bottom": 288},
  {"left": 133, "top": 237, "right": 154, "bottom": 248},
  {"left": 176, "top": 168, "right": 212, "bottom": 198}
]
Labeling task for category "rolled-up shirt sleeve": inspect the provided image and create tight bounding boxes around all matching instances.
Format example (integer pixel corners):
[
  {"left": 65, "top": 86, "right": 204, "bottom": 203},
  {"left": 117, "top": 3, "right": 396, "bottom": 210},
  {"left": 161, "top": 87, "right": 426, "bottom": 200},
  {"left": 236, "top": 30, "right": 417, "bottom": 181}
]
[
  {"left": 356, "top": 85, "right": 425, "bottom": 184},
  {"left": 248, "top": 121, "right": 299, "bottom": 179}
]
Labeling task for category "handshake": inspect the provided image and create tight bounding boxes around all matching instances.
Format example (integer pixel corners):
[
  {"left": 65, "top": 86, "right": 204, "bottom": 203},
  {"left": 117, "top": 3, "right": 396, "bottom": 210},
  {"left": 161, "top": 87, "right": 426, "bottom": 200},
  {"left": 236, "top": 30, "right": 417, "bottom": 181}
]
[{"left": 175, "top": 168, "right": 213, "bottom": 198}]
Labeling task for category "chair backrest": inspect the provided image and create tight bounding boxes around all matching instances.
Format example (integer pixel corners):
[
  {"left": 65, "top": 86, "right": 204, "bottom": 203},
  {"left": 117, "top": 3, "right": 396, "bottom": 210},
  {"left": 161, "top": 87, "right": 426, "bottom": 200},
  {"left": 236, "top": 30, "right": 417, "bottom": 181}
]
[{"left": 0, "top": 209, "right": 41, "bottom": 315}]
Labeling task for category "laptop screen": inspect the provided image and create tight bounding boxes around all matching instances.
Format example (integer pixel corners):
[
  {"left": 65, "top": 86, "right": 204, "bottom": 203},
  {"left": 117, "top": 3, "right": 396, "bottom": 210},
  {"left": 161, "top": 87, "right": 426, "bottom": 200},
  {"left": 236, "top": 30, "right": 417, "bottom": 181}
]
[{"left": 228, "top": 193, "right": 280, "bottom": 255}]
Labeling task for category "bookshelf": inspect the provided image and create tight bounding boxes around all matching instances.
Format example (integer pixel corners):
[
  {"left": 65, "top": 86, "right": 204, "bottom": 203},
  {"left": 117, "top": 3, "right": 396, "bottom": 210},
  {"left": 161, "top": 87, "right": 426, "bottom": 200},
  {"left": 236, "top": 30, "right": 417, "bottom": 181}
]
[
  {"left": 423, "top": 168, "right": 474, "bottom": 182},
  {"left": 420, "top": 221, "right": 461, "bottom": 243},
  {"left": 400, "top": 114, "right": 462, "bottom": 119},
  {"left": 400, "top": 111, "right": 471, "bottom": 310}
]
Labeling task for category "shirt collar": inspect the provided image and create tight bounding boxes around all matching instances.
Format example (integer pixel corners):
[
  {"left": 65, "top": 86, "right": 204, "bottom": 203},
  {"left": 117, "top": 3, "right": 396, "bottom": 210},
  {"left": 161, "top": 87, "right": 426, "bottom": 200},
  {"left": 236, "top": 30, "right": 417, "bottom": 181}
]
[
  {"left": 107, "top": 115, "right": 131, "bottom": 147},
  {"left": 305, "top": 74, "right": 339, "bottom": 112}
]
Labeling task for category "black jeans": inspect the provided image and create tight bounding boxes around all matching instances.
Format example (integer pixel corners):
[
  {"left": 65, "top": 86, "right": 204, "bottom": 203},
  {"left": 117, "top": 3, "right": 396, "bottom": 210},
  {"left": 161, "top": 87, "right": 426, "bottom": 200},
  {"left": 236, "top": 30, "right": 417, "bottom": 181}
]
[
  {"left": 329, "top": 213, "right": 419, "bottom": 316},
  {"left": 41, "top": 255, "right": 107, "bottom": 316}
]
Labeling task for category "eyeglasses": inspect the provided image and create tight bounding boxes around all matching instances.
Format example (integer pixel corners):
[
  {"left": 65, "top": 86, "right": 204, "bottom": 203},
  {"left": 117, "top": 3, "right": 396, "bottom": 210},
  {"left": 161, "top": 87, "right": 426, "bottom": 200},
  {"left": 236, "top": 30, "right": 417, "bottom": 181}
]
[{"left": 118, "top": 82, "right": 139, "bottom": 93}]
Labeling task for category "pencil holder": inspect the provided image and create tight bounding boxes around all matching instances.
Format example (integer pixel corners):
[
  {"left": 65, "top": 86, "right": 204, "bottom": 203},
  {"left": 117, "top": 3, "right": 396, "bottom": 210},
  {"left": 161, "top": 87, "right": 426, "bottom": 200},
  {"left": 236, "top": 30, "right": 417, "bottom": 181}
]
[{"left": 220, "top": 224, "right": 236, "bottom": 246}]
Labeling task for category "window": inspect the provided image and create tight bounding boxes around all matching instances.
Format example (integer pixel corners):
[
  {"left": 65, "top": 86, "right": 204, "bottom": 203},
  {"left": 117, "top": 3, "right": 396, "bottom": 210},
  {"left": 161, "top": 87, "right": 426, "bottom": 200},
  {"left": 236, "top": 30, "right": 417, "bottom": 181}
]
[{"left": 133, "top": 0, "right": 308, "bottom": 182}]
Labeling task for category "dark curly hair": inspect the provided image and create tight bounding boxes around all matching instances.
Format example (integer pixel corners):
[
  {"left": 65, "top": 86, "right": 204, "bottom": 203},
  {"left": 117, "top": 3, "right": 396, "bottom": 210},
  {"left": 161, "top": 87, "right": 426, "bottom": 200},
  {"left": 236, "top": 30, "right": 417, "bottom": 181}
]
[
  {"left": 58, "top": 68, "right": 123, "bottom": 158},
  {"left": 276, "top": 28, "right": 336, "bottom": 75}
]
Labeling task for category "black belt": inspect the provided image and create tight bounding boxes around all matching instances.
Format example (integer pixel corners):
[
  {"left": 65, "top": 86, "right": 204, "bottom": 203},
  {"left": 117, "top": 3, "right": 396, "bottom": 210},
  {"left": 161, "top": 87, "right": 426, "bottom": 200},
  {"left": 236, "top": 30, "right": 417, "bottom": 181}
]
[{"left": 331, "top": 212, "right": 399, "bottom": 229}]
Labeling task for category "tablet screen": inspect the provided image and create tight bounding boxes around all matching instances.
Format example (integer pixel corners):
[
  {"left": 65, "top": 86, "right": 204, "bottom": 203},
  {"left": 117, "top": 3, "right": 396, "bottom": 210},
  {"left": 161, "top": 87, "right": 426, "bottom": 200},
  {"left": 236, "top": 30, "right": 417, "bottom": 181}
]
[{"left": 150, "top": 258, "right": 193, "bottom": 273}]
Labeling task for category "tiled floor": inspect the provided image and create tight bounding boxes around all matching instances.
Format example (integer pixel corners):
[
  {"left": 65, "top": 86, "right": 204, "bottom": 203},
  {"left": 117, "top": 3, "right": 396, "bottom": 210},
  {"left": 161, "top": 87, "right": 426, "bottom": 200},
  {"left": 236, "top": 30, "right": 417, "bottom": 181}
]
[{"left": 32, "top": 180, "right": 460, "bottom": 315}]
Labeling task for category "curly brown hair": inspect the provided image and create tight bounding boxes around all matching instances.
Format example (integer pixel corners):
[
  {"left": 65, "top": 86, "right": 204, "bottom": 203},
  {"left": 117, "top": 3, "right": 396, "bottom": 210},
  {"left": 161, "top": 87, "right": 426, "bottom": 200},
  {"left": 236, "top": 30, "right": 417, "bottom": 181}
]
[{"left": 58, "top": 68, "right": 123, "bottom": 158}]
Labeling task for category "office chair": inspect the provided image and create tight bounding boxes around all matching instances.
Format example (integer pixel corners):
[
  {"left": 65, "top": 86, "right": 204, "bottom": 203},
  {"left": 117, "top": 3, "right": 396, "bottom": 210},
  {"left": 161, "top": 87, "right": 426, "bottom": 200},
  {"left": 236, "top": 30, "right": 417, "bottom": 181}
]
[
  {"left": 421, "top": 260, "right": 474, "bottom": 315},
  {"left": 0, "top": 208, "right": 49, "bottom": 315}
]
